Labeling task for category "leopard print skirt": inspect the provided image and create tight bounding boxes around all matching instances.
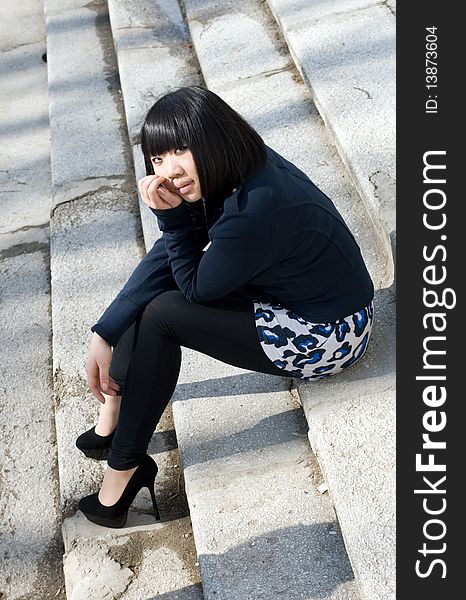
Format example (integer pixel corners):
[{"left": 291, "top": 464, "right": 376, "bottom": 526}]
[{"left": 253, "top": 300, "right": 374, "bottom": 380}]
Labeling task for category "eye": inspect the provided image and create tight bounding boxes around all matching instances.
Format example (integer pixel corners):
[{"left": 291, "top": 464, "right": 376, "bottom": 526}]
[
  {"left": 151, "top": 156, "right": 162, "bottom": 165},
  {"left": 175, "top": 145, "right": 188, "bottom": 154}
]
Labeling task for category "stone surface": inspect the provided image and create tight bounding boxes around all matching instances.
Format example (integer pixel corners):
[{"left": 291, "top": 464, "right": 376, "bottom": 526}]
[
  {"left": 45, "top": 0, "right": 131, "bottom": 187},
  {"left": 267, "top": 0, "right": 379, "bottom": 28},
  {"left": 172, "top": 356, "right": 361, "bottom": 599},
  {"left": 114, "top": 45, "right": 198, "bottom": 144},
  {"left": 109, "top": 0, "right": 194, "bottom": 144},
  {"left": 386, "top": 0, "right": 396, "bottom": 14},
  {"left": 108, "top": 0, "right": 190, "bottom": 46},
  {"left": 0, "top": 1, "right": 65, "bottom": 598},
  {"left": 0, "top": 38, "right": 50, "bottom": 235},
  {"left": 0, "top": 251, "right": 66, "bottom": 600},
  {"left": 50, "top": 189, "right": 143, "bottom": 513},
  {"left": 187, "top": 7, "right": 289, "bottom": 89},
  {"left": 273, "top": 2, "right": 396, "bottom": 256},
  {"left": 62, "top": 513, "right": 203, "bottom": 600},
  {"left": 0, "top": 0, "right": 45, "bottom": 51},
  {"left": 298, "top": 287, "right": 396, "bottom": 600}
]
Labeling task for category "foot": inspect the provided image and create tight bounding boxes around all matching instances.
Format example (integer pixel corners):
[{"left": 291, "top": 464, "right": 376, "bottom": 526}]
[
  {"left": 98, "top": 464, "right": 139, "bottom": 506},
  {"left": 94, "top": 392, "right": 121, "bottom": 436}
]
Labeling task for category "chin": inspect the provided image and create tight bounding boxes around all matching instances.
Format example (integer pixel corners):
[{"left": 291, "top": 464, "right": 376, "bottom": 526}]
[{"left": 185, "top": 193, "right": 202, "bottom": 202}]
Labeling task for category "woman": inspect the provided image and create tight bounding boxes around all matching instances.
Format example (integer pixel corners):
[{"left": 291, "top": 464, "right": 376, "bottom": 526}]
[{"left": 76, "top": 86, "right": 374, "bottom": 528}]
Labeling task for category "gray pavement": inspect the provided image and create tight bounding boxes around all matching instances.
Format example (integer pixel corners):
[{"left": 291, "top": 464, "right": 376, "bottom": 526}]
[
  {"left": 298, "top": 287, "right": 396, "bottom": 600},
  {"left": 0, "top": 0, "right": 65, "bottom": 598},
  {"left": 172, "top": 355, "right": 361, "bottom": 599}
]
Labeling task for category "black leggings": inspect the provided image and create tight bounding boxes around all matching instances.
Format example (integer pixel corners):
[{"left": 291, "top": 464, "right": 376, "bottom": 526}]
[{"left": 108, "top": 290, "right": 288, "bottom": 470}]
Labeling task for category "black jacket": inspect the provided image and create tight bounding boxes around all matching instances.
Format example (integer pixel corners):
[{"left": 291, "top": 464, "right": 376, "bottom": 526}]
[{"left": 91, "top": 147, "right": 374, "bottom": 346}]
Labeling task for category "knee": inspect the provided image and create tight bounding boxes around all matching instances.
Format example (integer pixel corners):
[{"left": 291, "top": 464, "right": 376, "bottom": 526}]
[
  {"left": 140, "top": 290, "right": 185, "bottom": 331},
  {"left": 146, "top": 290, "right": 183, "bottom": 314}
]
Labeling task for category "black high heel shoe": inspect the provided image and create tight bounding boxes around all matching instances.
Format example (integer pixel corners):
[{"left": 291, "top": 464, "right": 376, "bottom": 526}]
[
  {"left": 77, "top": 454, "right": 160, "bottom": 528},
  {"left": 75, "top": 426, "right": 115, "bottom": 460}
]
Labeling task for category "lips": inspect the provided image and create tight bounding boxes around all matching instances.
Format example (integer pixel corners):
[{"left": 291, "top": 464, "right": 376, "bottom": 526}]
[{"left": 176, "top": 181, "right": 193, "bottom": 194}]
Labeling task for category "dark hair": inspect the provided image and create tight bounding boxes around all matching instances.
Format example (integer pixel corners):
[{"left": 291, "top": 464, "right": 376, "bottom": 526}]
[{"left": 140, "top": 86, "right": 267, "bottom": 202}]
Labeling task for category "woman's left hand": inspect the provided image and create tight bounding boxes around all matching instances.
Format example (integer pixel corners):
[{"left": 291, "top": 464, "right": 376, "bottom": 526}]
[{"left": 138, "top": 175, "right": 183, "bottom": 210}]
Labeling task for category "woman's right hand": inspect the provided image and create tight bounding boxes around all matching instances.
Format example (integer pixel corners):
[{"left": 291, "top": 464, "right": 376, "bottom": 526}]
[{"left": 86, "top": 333, "right": 120, "bottom": 403}]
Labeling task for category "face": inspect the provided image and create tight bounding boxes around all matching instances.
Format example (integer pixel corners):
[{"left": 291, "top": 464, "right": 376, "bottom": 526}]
[{"left": 150, "top": 145, "right": 202, "bottom": 202}]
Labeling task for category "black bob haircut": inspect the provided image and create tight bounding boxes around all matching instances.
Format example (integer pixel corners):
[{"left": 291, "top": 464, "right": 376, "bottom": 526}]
[{"left": 140, "top": 86, "right": 267, "bottom": 203}]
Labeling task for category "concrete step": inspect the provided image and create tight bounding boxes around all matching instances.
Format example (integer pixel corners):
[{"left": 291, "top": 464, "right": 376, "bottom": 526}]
[
  {"left": 297, "top": 288, "right": 396, "bottom": 600},
  {"left": 44, "top": 0, "right": 202, "bottom": 597},
  {"left": 266, "top": 0, "right": 396, "bottom": 265},
  {"left": 0, "top": 0, "right": 66, "bottom": 597}
]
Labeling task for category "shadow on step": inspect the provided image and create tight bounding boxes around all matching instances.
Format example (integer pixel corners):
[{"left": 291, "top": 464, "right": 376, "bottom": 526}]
[{"left": 197, "top": 521, "right": 357, "bottom": 599}]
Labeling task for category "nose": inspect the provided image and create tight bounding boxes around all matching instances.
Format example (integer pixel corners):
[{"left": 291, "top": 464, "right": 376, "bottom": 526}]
[{"left": 164, "top": 154, "right": 184, "bottom": 180}]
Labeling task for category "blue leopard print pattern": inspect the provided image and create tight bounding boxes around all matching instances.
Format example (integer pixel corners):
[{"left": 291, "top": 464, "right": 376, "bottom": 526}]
[{"left": 253, "top": 300, "right": 374, "bottom": 379}]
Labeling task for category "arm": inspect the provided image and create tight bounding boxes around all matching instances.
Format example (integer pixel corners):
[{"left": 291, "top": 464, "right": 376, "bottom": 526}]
[
  {"left": 91, "top": 191, "right": 210, "bottom": 347},
  {"left": 138, "top": 174, "right": 271, "bottom": 304},
  {"left": 152, "top": 202, "right": 272, "bottom": 303},
  {"left": 90, "top": 235, "right": 178, "bottom": 347}
]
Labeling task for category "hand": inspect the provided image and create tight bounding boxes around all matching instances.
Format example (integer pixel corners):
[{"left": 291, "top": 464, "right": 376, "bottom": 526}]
[
  {"left": 138, "top": 175, "right": 183, "bottom": 210},
  {"left": 86, "top": 333, "right": 120, "bottom": 403}
]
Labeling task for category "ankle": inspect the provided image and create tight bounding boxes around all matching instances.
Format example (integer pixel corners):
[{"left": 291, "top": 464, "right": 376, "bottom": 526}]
[
  {"left": 98, "top": 465, "right": 138, "bottom": 506},
  {"left": 94, "top": 423, "right": 116, "bottom": 436},
  {"left": 95, "top": 394, "right": 121, "bottom": 436}
]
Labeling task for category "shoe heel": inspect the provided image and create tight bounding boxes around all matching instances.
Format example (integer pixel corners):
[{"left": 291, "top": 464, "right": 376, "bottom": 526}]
[{"left": 148, "top": 485, "right": 160, "bottom": 521}]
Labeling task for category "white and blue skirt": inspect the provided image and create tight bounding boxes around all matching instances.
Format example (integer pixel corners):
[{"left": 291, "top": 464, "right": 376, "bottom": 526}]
[{"left": 254, "top": 300, "right": 374, "bottom": 380}]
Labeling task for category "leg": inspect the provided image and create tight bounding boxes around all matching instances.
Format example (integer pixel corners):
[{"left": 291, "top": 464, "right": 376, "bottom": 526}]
[
  {"left": 98, "top": 290, "right": 286, "bottom": 505},
  {"left": 94, "top": 319, "right": 138, "bottom": 436},
  {"left": 94, "top": 394, "right": 121, "bottom": 436}
]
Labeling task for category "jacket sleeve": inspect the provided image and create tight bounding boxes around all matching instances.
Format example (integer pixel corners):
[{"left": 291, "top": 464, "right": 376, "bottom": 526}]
[
  {"left": 90, "top": 199, "right": 209, "bottom": 347},
  {"left": 90, "top": 235, "right": 178, "bottom": 347},
  {"left": 152, "top": 201, "right": 272, "bottom": 303}
]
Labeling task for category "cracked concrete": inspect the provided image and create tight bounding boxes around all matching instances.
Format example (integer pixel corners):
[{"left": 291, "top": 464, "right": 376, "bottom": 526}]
[
  {"left": 353, "top": 86, "right": 373, "bottom": 100},
  {"left": 49, "top": 188, "right": 143, "bottom": 513},
  {"left": 0, "top": 0, "right": 66, "bottom": 596},
  {"left": 369, "top": 169, "right": 396, "bottom": 239},
  {"left": 0, "top": 249, "right": 65, "bottom": 599},
  {"left": 270, "top": 0, "right": 396, "bottom": 268},
  {"left": 0, "top": 237, "right": 49, "bottom": 259}
]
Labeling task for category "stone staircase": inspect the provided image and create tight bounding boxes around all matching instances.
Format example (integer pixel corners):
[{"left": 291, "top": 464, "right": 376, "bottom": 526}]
[{"left": 0, "top": 0, "right": 395, "bottom": 598}]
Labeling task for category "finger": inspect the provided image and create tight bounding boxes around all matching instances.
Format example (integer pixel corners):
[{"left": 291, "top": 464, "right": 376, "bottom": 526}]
[
  {"left": 88, "top": 377, "right": 106, "bottom": 403},
  {"left": 147, "top": 177, "right": 166, "bottom": 197},
  {"left": 140, "top": 177, "right": 166, "bottom": 209},
  {"left": 107, "top": 381, "right": 122, "bottom": 396},
  {"left": 87, "top": 361, "right": 106, "bottom": 403},
  {"left": 156, "top": 185, "right": 183, "bottom": 208},
  {"left": 108, "top": 376, "right": 123, "bottom": 396},
  {"left": 92, "top": 386, "right": 106, "bottom": 404},
  {"left": 139, "top": 175, "right": 162, "bottom": 199},
  {"left": 138, "top": 177, "right": 153, "bottom": 203},
  {"left": 146, "top": 180, "right": 173, "bottom": 209},
  {"left": 99, "top": 364, "right": 110, "bottom": 393}
]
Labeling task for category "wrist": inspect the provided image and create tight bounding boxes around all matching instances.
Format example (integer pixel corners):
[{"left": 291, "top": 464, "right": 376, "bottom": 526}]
[{"left": 92, "top": 331, "right": 110, "bottom": 346}]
